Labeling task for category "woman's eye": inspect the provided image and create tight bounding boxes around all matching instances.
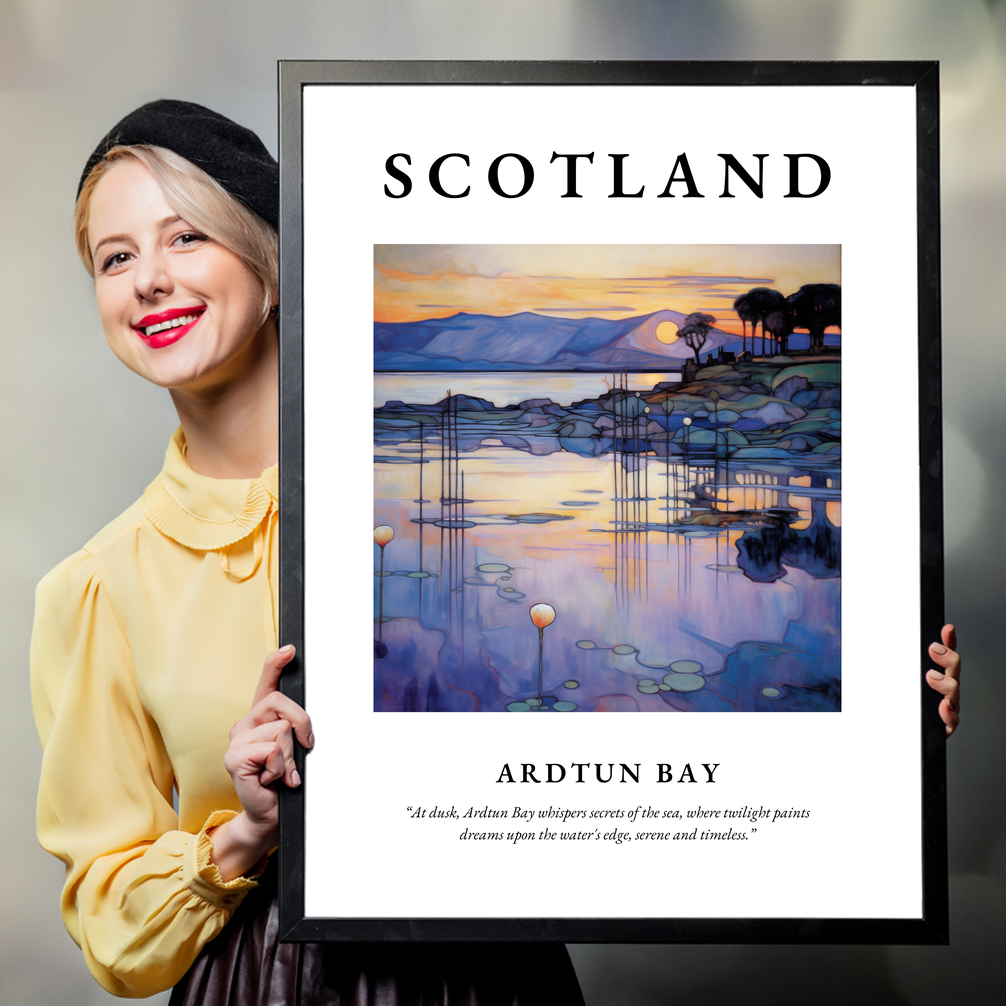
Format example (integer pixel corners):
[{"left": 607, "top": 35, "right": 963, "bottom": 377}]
[
  {"left": 173, "top": 231, "right": 208, "bottom": 248},
  {"left": 101, "top": 251, "right": 132, "bottom": 273}
]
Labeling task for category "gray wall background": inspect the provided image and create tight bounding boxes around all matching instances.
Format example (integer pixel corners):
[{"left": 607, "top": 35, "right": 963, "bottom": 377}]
[{"left": 2, "top": 2, "right": 1003, "bottom": 1003}]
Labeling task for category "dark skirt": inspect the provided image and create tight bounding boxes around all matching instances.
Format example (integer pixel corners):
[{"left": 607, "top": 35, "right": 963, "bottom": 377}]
[{"left": 169, "top": 869, "right": 585, "bottom": 1006}]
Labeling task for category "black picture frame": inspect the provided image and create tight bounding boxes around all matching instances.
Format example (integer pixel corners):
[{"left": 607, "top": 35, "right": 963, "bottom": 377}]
[{"left": 277, "top": 60, "right": 945, "bottom": 944}]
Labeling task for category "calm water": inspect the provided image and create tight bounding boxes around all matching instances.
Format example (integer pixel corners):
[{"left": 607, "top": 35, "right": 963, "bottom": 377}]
[
  {"left": 374, "top": 371, "right": 681, "bottom": 409},
  {"left": 373, "top": 373, "right": 841, "bottom": 713}
]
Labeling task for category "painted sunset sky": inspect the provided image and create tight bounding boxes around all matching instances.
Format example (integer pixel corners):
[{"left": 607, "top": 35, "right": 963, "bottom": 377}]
[{"left": 374, "top": 244, "right": 841, "bottom": 339}]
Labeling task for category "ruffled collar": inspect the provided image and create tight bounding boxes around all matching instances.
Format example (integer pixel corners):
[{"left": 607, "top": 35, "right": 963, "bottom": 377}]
[{"left": 143, "top": 428, "right": 278, "bottom": 551}]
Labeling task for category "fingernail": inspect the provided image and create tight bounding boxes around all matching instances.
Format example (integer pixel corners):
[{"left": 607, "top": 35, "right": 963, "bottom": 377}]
[
  {"left": 931, "top": 643, "right": 947, "bottom": 655},
  {"left": 280, "top": 644, "right": 295, "bottom": 654},
  {"left": 307, "top": 732, "right": 315, "bottom": 748},
  {"left": 292, "top": 768, "right": 301, "bottom": 787},
  {"left": 946, "top": 700, "right": 956, "bottom": 713},
  {"left": 928, "top": 670, "right": 944, "bottom": 679}
]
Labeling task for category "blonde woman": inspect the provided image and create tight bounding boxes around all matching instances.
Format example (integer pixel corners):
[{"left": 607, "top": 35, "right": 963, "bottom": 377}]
[{"left": 32, "top": 100, "right": 585, "bottom": 1004}]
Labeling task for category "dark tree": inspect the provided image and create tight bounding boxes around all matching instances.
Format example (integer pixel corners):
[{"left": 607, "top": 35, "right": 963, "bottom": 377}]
[
  {"left": 765, "top": 308, "right": 795, "bottom": 356},
  {"left": 733, "top": 293, "right": 757, "bottom": 356},
  {"left": 679, "top": 311, "right": 716, "bottom": 364},
  {"left": 745, "top": 287, "right": 787, "bottom": 356},
  {"left": 787, "top": 283, "right": 841, "bottom": 355}
]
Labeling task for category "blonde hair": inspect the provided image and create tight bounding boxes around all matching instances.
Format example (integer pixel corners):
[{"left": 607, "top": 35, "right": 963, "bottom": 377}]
[{"left": 75, "top": 145, "right": 278, "bottom": 323}]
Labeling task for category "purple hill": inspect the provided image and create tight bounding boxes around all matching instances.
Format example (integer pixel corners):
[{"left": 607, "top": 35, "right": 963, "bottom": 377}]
[{"left": 374, "top": 310, "right": 742, "bottom": 372}]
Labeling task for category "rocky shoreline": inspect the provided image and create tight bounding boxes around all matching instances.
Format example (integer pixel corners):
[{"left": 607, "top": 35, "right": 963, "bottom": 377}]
[{"left": 375, "top": 357, "right": 841, "bottom": 466}]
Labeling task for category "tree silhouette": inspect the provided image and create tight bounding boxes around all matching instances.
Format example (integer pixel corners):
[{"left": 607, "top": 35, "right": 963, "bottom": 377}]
[
  {"left": 679, "top": 312, "right": 716, "bottom": 364},
  {"left": 765, "top": 308, "right": 795, "bottom": 356},
  {"left": 787, "top": 283, "right": 841, "bottom": 355},
  {"left": 733, "top": 293, "right": 757, "bottom": 356},
  {"left": 745, "top": 287, "right": 787, "bottom": 356}
]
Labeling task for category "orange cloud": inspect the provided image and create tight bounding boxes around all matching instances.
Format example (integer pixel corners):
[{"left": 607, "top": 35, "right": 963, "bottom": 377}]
[{"left": 374, "top": 245, "right": 840, "bottom": 331}]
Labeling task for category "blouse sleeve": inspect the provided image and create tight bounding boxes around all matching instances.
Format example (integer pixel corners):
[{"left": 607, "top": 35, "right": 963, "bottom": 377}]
[{"left": 31, "top": 549, "right": 262, "bottom": 998}]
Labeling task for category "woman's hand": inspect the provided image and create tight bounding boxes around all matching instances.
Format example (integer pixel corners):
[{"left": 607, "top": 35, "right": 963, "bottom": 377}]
[
  {"left": 209, "top": 645, "right": 314, "bottom": 881},
  {"left": 926, "top": 624, "right": 961, "bottom": 737}
]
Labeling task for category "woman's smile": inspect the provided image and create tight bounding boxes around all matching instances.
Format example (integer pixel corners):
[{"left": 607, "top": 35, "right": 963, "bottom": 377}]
[{"left": 133, "top": 306, "right": 207, "bottom": 347}]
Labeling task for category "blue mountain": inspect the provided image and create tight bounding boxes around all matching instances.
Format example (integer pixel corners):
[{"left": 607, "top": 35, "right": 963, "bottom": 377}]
[{"left": 374, "top": 310, "right": 742, "bottom": 372}]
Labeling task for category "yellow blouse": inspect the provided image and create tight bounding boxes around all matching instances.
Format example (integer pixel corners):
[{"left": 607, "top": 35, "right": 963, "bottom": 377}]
[{"left": 31, "top": 428, "right": 279, "bottom": 998}]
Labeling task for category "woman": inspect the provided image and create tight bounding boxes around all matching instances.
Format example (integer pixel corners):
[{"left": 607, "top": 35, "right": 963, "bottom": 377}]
[{"left": 31, "top": 100, "right": 586, "bottom": 1003}]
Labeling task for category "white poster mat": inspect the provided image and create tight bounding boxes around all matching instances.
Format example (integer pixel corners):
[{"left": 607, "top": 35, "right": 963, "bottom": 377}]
[{"left": 301, "top": 84, "right": 919, "bottom": 920}]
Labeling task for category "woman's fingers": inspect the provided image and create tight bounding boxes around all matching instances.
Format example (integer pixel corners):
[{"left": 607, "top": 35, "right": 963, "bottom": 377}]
[
  {"left": 230, "top": 719, "right": 302, "bottom": 788},
  {"left": 218, "top": 647, "right": 308, "bottom": 847},
  {"left": 255, "top": 691, "right": 313, "bottom": 749},
  {"left": 928, "top": 633, "right": 961, "bottom": 684},
  {"left": 927, "top": 623, "right": 961, "bottom": 737},
  {"left": 941, "top": 623, "right": 958, "bottom": 654},
  {"left": 252, "top": 644, "right": 296, "bottom": 707},
  {"left": 925, "top": 682, "right": 960, "bottom": 736},
  {"left": 259, "top": 742, "right": 289, "bottom": 787},
  {"left": 941, "top": 698, "right": 960, "bottom": 737},
  {"left": 926, "top": 668, "right": 960, "bottom": 736},
  {"left": 242, "top": 644, "right": 314, "bottom": 749},
  {"left": 224, "top": 738, "right": 287, "bottom": 788},
  {"left": 232, "top": 689, "right": 314, "bottom": 750},
  {"left": 926, "top": 667, "right": 959, "bottom": 704},
  {"left": 223, "top": 645, "right": 311, "bottom": 812}
]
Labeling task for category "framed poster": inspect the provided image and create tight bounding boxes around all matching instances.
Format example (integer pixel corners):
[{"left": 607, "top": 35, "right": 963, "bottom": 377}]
[{"left": 277, "top": 61, "right": 946, "bottom": 943}]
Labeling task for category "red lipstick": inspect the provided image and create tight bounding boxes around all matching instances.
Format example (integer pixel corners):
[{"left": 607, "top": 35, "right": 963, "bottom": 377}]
[{"left": 132, "top": 306, "right": 205, "bottom": 349}]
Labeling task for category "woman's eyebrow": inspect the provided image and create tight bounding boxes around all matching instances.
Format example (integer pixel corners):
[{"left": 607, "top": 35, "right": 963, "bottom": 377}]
[
  {"left": 92, "top": 216, "right": 185, "bottom": 258},
  {"left": 92, "top": 232, "right": 133, "bottom": 257}
]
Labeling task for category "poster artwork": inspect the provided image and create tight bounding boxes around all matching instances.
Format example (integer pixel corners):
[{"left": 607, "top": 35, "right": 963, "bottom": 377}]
[
  {"left": 289, "top": 63, "right": 941, "bottom": 942},
  {"left": 373, "top": 244, "right": 842, "bottom": 713}
]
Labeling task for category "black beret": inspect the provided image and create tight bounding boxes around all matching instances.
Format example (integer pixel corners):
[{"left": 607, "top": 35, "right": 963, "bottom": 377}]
[{"left": 78, "top": 99, "right": 278, "bottom": 228}]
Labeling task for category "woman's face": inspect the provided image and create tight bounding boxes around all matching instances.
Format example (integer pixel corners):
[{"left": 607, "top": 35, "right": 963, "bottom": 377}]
[{"left": 87, "top": 158, "right": 270, "bottom": 393}]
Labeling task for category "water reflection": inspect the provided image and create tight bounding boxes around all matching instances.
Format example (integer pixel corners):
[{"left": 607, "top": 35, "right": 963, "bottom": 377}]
[{"left": 374, "top": 371, "right": 841, "bottom": 713}]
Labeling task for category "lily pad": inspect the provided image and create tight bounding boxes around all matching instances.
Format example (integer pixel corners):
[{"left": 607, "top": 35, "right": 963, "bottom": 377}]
[
  {"left": 669, "top": 660, "right": 703, "bottom": 674},
  {"left": 663, "top": 673, "right": 705, "bottom": 692}
]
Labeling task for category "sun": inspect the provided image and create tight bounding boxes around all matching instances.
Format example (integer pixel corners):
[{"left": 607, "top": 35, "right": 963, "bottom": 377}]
[{"left": 655, "top": 321, "right": 679, "bottom": 344}]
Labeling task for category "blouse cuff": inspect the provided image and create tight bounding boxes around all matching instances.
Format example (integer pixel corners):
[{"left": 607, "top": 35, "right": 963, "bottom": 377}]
[{"left": 183, "top": 810, "right": 269, "bottom": 909}]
